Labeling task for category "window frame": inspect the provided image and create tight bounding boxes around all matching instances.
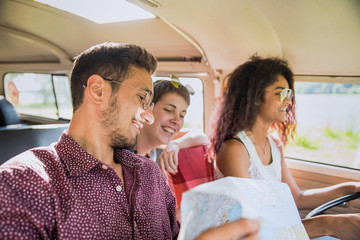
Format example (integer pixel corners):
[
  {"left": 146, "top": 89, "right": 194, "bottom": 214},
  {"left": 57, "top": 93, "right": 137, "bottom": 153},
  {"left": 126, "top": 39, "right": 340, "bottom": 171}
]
[
  {"left": 3, "top": 72, "right": 72, "bottom": 124},
  {"left": 284, "top": 75, "right": 360, "bottom": 171}
]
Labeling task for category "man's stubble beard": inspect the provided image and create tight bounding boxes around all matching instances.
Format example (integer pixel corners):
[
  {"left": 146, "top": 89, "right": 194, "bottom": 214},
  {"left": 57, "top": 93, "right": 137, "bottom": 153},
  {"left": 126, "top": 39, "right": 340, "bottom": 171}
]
[{"left": 101, "top": 94, "right": 138, "bottom": 150}]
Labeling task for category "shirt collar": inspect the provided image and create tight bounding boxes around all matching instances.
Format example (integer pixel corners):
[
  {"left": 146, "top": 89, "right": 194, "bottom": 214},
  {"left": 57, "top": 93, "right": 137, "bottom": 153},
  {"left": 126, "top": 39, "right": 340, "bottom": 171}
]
[
  {"left": 55, "top": 132, "right": 100, "bottom": 177},
  {"left": 113, "top": 148, "right": 145, "bottom": 167},
  {"left": 55, "top": 132, "right": 145, "bottom": 176}
]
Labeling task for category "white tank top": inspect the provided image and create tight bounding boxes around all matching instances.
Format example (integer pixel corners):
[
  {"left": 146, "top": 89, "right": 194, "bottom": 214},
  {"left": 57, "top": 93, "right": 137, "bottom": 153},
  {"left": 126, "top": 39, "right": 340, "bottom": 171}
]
[{"left": 236, "top": 131, "right": 282, "bottom": 181}]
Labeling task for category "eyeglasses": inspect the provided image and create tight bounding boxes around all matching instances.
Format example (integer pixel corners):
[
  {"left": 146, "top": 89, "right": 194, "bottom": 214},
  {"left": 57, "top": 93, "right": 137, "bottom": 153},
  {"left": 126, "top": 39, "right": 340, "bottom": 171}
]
[
  {"left": 103, "top": 77, "right": 154, "bottom": 110},
  {"left": 280, "top": 88, "right": 293, "bottom": 102}
]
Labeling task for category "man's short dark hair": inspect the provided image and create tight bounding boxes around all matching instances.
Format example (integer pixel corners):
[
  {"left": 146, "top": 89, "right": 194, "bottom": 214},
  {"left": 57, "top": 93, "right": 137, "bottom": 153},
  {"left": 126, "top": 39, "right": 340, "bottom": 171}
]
[{"left": 70, "top": 42, "right": 157, "bottom": 111}]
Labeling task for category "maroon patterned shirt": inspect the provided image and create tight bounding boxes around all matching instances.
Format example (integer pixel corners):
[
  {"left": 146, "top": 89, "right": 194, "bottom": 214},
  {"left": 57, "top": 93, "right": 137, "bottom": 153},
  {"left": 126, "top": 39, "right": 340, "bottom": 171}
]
[{"left": 0, "top": 132, "right": 179, "bottom": 239}]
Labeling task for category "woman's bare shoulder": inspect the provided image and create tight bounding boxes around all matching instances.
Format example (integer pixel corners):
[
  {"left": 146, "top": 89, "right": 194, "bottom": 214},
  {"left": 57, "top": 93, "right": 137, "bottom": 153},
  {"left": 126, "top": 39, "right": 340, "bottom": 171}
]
[
  {"left": 216, "top": 137, "right": 250, "bottom": 177},
  {"left": 217, "top": 138, "right": 248, "bottom": 161}
]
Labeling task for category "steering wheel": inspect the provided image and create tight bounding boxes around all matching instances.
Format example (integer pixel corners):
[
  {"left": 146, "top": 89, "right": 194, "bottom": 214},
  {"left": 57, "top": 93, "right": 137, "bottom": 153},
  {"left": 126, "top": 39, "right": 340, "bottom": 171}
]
[{"left": 305, "top": 192, "right": 360, "bottom": 219}]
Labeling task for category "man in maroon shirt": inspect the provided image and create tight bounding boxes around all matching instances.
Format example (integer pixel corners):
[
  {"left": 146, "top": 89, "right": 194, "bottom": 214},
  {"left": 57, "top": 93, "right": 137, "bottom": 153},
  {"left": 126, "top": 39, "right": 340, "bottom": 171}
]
[{"left": 0, "top": 42, "right": 259, "bottom": 239}]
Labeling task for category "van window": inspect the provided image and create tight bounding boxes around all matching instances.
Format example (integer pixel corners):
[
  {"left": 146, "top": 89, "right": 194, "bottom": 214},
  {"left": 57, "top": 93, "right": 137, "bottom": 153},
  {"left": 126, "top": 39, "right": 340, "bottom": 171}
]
[
  {"left": 53, "top": 75, "right": 73, "bottom": 119},
  {"left": 284, "top": 81, "right": 360, "bottom": 170},
  {"left": 152, "top": 76, "right": 204, "bottom": 131},
  {"left": 3, "top": 73, "right": 73, "bottom": 120}
]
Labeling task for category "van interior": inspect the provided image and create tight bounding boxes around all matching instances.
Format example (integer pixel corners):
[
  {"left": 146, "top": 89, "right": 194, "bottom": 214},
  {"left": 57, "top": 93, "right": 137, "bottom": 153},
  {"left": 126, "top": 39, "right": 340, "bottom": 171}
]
[{"left": 1, "top": 0, "right": 359, "bottom": 220}]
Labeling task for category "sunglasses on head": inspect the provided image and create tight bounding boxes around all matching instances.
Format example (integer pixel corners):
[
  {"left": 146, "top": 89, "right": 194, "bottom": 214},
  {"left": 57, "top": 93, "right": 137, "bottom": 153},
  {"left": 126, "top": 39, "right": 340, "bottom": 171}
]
[
  {"left": 154, "top": 75, "right": 182, "bottom": 88},
  {"left": 154, "top": 75, "right": 195, "bottom": 95}
]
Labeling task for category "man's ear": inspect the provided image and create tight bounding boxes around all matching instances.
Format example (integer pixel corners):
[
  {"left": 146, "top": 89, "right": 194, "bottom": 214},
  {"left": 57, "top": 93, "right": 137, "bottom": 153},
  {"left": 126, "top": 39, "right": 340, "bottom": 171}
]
[{"left": 85, "top": 75, "right": 105, "bottom": 104}]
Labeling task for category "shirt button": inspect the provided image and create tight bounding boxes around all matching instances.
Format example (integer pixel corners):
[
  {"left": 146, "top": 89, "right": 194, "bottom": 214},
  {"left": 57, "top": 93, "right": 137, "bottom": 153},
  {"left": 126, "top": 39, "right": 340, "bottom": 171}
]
[
  {"left": 102, "top": 164, "right": 108, "bottom": 170},
  {"left": 116, "top": 185, "right": 122, "bottom": 192},
  {"left": 134, "top": 221, "right": 137, "bottom": 228}
]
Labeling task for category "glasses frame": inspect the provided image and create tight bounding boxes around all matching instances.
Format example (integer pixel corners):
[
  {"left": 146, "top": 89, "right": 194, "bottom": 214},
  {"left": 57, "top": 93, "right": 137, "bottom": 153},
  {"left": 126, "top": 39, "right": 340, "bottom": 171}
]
[
  {"left": 280, "top": 88, "right": 293, "bottom": 102},
  {"left": 102, "top": 77, "right": 154, "bottom": 110}
]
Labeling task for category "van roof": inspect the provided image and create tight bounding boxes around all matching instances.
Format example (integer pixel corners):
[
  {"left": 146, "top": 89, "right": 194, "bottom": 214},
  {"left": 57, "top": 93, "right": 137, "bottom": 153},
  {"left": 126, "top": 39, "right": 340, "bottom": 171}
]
[{"left": 1, "top": 0, "right": 359, "bottom": 75}]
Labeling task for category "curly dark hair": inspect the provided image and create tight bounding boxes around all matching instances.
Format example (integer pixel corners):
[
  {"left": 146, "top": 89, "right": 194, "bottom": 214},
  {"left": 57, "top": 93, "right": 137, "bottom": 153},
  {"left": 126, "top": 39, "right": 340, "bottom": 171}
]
[
  {"left": 152, "top": 80, "right": 190, "bottom": 105},
  {"left": 210, "top": 55, "right": 296, "bottom": 154},
  {"left": 70, "top": 42, "right": 157, "bottom": 111}
]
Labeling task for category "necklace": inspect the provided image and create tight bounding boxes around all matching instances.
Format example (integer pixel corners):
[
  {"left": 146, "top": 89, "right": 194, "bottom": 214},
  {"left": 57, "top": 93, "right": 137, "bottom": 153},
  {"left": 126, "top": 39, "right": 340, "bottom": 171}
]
[
  {"left": 253, "top": 139, "right": 267, "bottom": 155},
  {"left": 246, "top": 132, "right": 268, "bottom": 155}
]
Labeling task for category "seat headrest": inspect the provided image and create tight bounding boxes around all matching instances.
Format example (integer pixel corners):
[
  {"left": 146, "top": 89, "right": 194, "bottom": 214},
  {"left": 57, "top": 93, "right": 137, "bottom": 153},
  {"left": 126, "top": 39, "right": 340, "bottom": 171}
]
[{"left": 0, "top": 98, "right": 21, "bottom": 126}]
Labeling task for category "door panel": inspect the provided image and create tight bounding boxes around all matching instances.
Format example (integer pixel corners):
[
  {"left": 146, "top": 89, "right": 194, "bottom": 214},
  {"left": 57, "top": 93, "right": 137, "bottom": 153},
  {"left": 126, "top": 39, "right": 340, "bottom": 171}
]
[{"left": 288, "top": 159, "right": 360, "bottom": 218}]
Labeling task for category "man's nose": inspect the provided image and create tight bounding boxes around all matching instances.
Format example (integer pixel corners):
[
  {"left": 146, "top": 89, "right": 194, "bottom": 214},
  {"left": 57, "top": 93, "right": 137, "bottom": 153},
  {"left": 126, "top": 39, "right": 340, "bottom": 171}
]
[{"left": 140, "top": 107, "right": 154, "bottom": 125}]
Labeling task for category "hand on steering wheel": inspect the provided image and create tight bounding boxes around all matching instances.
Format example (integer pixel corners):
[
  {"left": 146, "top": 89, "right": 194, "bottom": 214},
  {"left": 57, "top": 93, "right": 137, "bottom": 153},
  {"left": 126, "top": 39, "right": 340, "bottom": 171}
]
[{"left": 305, "top": 192, "right": 360, "bottom": 219}]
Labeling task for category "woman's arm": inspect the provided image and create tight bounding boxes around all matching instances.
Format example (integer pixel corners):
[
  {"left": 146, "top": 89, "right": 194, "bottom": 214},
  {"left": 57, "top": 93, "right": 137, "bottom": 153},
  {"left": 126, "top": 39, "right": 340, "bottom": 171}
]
[
  {"left": 159, "top": 130, "right": 209, "bottom": 178},
  {"left": 216, "top": 139, "right": 251, "bottom": 178},
  {"left": 302, "top": 213, "right": 360, "bottom": 240},
  {"left": 170, "top": 130, "right": 209, "bottom": 149},
  {"left": 280, "top": 144, "right": 360, "bottom": 210}
]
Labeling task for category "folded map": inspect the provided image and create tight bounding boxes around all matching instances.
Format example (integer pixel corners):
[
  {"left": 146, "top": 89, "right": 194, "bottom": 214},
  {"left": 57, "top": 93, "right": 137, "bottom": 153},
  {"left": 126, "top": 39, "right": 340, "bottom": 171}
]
[{"left": 178, "top": 177, "right": 309, "bottom": 240}]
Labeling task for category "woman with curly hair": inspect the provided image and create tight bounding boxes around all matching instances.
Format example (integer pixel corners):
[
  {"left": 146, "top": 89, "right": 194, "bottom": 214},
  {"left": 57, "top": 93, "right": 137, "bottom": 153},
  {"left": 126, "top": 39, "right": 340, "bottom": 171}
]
[
  {"left": 211, "top": 55, "right": 296, "bottom": 180},
  {"left": 210, "top": 55, "right": 360, "bottom": 239}
]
